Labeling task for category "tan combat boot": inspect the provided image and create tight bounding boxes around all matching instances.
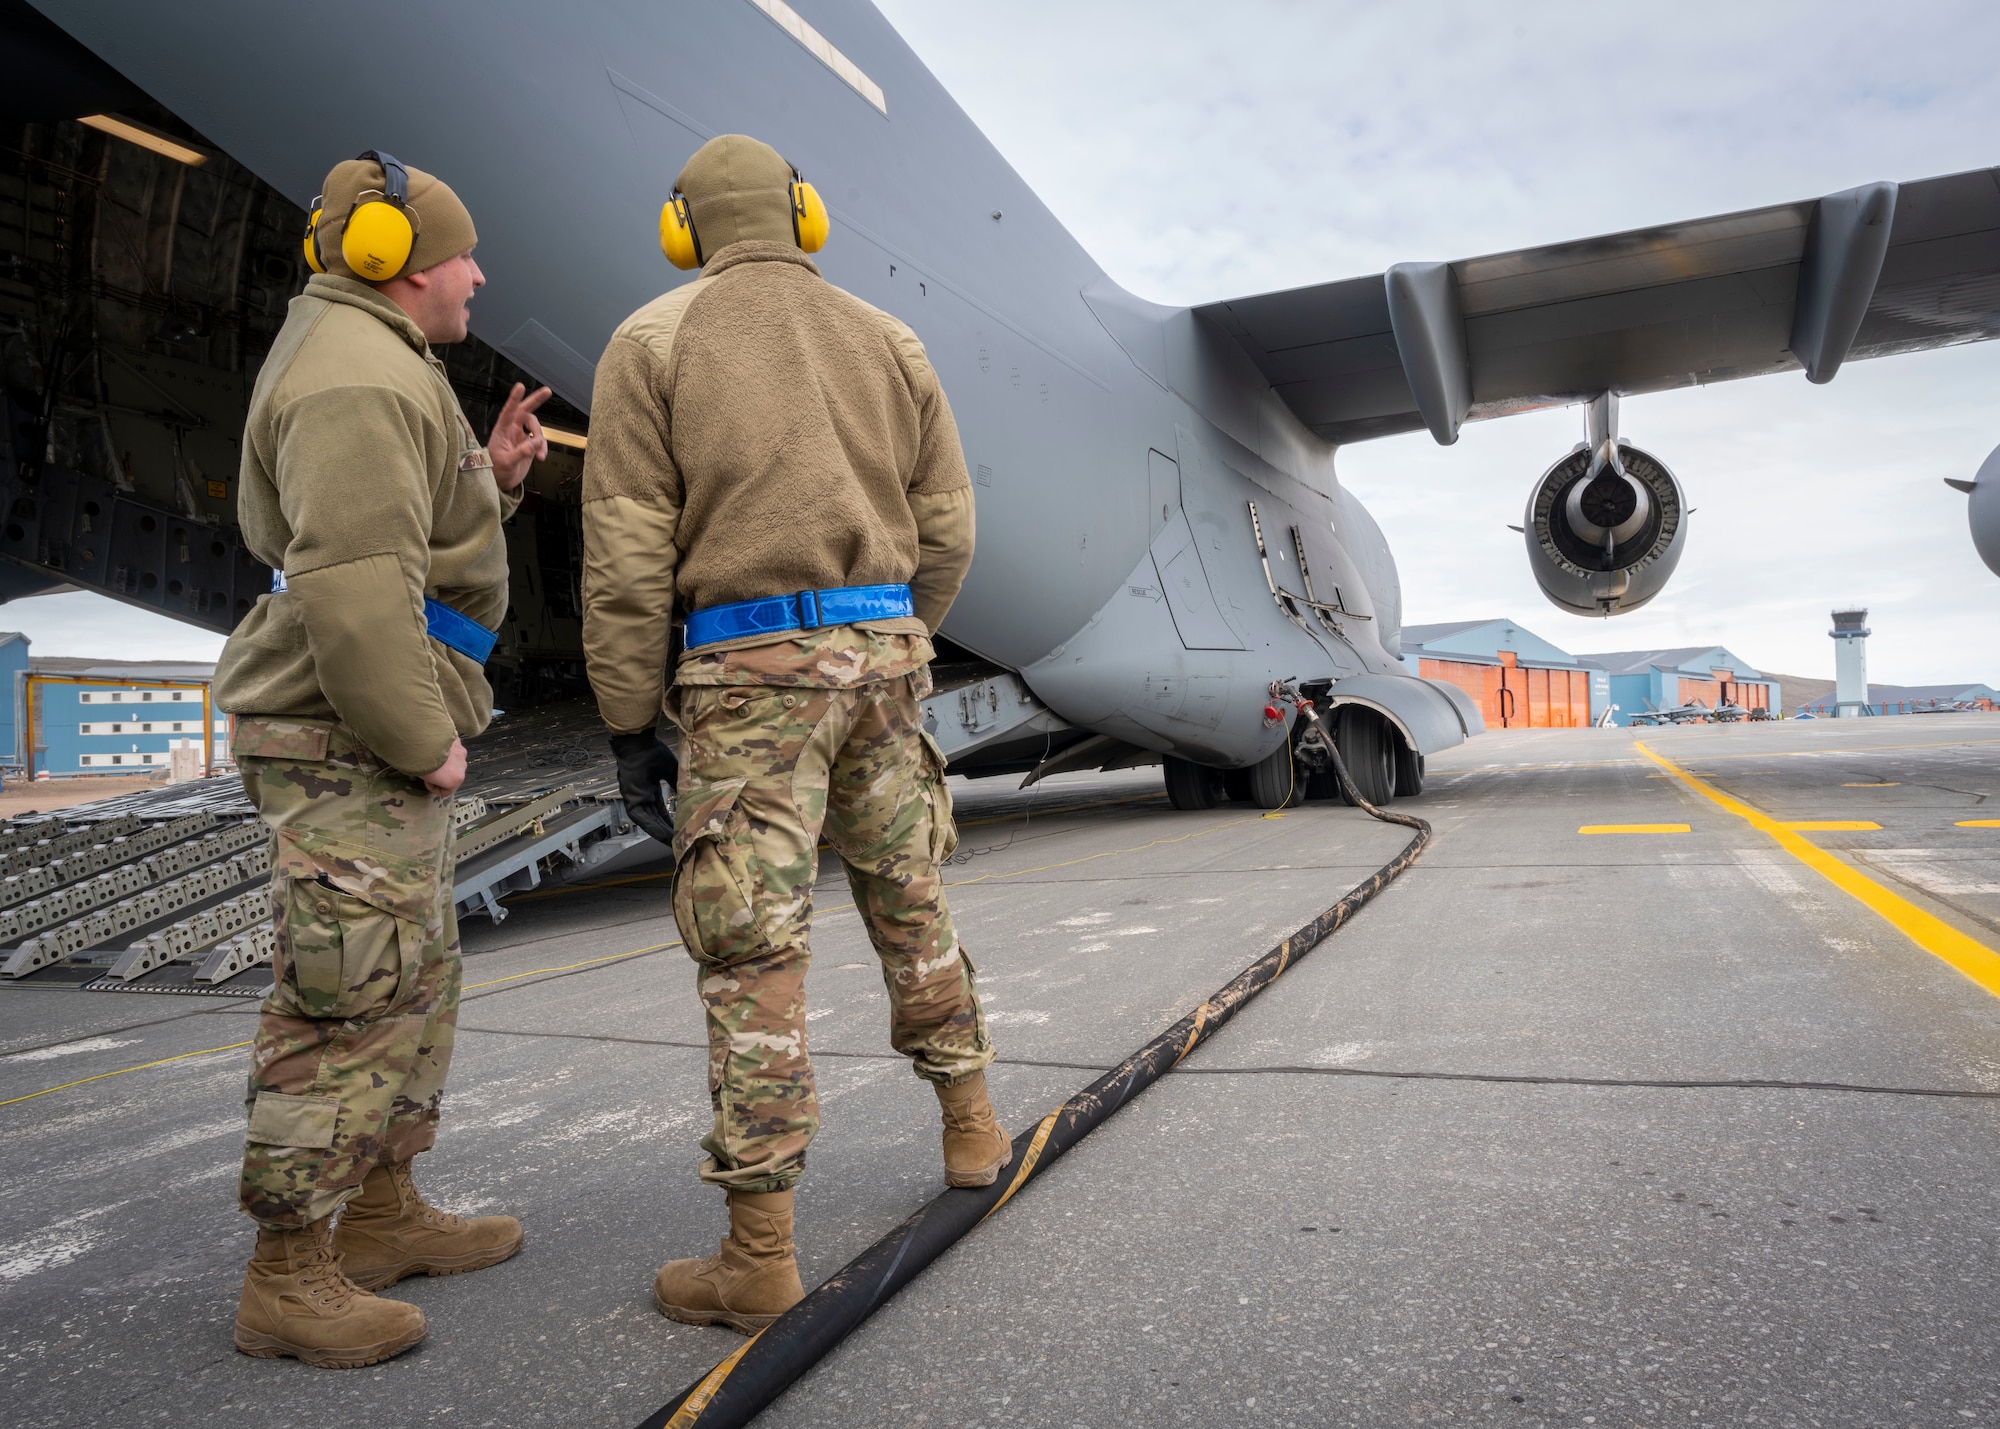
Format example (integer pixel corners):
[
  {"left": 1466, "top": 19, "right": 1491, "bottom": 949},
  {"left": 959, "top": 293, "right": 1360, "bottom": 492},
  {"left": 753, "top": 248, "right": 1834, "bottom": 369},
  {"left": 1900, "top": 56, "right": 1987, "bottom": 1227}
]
[
  {"left": 333, "top": 1158, "right": 524, "bottom": 1291},
  {"left": 234, "top": 1216, "right": 427, "bottom": 1368},
  {"left": 652, "top": 1189, "right": 806, "bottom": 1334},
  {"left": 936, "top": 1071, "right": 1012, "bottom": 1187}
]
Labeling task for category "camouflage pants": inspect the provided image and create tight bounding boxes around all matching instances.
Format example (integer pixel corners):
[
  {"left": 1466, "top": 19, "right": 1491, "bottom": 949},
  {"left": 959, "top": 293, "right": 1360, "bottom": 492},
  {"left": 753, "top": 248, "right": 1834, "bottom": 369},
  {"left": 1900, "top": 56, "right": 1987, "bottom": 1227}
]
[
  {"left": 671, "top": 673, "right": 992, "bottom": 1193},
  {"left": 231, "top": 718, "right": 459, "bottom": 1227}
]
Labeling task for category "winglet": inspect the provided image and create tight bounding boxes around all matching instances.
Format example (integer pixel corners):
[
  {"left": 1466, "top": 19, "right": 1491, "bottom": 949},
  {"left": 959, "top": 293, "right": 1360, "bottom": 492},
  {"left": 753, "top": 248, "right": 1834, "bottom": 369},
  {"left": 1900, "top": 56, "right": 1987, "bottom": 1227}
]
[
  {"left": 1385, "top": 261, "right": 1470, "bottom": 445},
  {"left": 1790, "top": 181, "right": 1898, "bottom": 384}
]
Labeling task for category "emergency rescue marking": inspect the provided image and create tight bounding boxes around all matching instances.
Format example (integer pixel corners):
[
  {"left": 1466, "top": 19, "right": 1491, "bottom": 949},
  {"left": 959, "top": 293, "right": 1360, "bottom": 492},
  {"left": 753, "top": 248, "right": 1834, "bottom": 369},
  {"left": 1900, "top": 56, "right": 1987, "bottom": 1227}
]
[
  {"left": 639, "top": 716, "right": 1432, "bottom": 1429},
  {"left": 1636, "top": 742, "right": 2000, "bottom": 1000}
]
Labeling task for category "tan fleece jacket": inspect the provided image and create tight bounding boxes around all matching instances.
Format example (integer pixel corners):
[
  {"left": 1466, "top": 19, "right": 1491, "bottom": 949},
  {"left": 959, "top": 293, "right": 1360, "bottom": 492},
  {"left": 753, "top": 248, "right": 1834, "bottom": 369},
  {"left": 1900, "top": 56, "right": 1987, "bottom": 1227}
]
[
  {"left": 581, "top": 240, "right": 975, "bottom": 734},
  {"left": 214, "top": 274, "right": 519, "bottom": 775}
]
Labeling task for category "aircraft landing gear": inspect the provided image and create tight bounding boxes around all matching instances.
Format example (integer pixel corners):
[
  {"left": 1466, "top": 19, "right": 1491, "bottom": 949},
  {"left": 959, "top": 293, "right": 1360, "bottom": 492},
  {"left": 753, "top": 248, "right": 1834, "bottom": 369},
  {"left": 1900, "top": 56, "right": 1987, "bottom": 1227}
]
[
  {"left": 1161, "top": 704, "right": 1423, "bottom": 811},
  {"left": 1333, "top": 706, "right": 1397, "bottom": 806},
  {"left": 1247, "top": 739, "right": 1304, "bottom": 809},
  {"left": 1163, "top": 756, "right": 1223, "bottom": 810},
  {"left": 1395, "top": 741, "right": 1425, "bottom": 798}
]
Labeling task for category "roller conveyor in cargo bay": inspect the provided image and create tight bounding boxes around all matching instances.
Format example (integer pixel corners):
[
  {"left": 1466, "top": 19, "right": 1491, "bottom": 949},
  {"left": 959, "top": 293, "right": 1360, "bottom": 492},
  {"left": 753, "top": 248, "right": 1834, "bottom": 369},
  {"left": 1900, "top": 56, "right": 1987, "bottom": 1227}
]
[{"left": 0, "top": 731, "right": 652, "bottom": 998}]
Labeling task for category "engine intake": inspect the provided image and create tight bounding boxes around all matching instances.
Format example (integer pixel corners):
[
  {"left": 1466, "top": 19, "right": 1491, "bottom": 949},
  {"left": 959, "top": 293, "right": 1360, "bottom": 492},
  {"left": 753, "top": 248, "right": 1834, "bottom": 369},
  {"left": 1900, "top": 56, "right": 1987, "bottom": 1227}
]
[{"left": 1524, "top": 438, "right": 1687, "bottom": 616}]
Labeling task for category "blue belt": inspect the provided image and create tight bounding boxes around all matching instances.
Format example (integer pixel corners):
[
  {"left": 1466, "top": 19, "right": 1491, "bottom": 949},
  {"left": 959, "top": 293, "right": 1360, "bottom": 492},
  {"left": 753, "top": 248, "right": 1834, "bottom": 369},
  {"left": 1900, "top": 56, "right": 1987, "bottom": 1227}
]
[
  {"left": 683, "top": 583, "right": 914, "bottom": 651},
  {"left": 422, "top": 598, "right": 498, "bottom": 664},
  {"left": 269, "top": 571, "right": 498, "bottom": 665}
]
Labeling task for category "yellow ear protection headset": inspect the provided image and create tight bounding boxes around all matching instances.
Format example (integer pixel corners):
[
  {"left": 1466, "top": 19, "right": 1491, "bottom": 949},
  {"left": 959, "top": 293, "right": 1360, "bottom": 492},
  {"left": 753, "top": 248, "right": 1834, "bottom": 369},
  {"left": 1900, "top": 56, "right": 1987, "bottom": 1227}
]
[
  {"left": 302, "top": 149, "right": 420, "bottom": 280},
  {"left": 658, "top": 166, "right": 829, "bottom": 270}
]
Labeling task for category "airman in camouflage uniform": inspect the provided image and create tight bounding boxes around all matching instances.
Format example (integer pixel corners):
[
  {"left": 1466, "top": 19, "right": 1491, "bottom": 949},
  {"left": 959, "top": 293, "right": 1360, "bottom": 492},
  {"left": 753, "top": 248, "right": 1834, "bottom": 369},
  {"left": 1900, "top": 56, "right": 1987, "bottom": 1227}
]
[
  {"left": 582, "top": 134, "right": 1011, "bottom": 1333},
  {"left": 214, "top": 153, "right": 548, "bottom": 1368}
]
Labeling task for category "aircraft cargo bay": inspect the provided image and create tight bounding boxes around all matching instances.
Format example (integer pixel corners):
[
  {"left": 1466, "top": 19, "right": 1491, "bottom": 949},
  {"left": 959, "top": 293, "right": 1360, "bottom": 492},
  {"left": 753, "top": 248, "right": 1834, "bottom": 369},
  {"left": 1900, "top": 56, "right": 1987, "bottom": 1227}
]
[{"left": 4, "top": 713, "right": 1997, "bottom": 1427}]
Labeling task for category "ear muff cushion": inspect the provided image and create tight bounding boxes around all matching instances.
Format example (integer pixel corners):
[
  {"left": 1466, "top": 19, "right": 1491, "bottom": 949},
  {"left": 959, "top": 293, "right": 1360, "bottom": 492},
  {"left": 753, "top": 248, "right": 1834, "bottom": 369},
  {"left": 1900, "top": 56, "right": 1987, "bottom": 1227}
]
[
  {"left": 302, "top": 207, "right": 327, "bottom": 274},
  {"left": 342, "top": 198, "right": 416, "bottom": 281},
  {"left": 660, "top": 195, "right": 702, "bottom": 270},
  {"left": 791, "top": 180, "right": 829, "bottom": 253}
]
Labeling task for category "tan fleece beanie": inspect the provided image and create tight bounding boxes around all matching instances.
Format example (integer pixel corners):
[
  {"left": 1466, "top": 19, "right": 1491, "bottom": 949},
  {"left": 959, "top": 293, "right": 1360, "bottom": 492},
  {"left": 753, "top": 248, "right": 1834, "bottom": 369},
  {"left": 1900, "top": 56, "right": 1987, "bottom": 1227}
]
[
  {"left": 676, "top": 134, "right": 797, "bottom": 259},
  {"left": 316, "top": 155, "right": 478, "bottom": 280}
]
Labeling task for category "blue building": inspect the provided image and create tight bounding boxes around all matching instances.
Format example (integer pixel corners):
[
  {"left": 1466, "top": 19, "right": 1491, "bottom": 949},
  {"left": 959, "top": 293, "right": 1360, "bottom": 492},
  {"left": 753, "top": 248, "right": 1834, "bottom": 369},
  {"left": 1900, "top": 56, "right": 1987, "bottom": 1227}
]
[
  {"left": 25, "top": 659, "right": 225, "bottom": 777},
  {"left": 1572, "top": 647, "right": 1780, "bottom": 726},
  {"left": 0, "top": 632, "right": 29, "bottom": 770}
]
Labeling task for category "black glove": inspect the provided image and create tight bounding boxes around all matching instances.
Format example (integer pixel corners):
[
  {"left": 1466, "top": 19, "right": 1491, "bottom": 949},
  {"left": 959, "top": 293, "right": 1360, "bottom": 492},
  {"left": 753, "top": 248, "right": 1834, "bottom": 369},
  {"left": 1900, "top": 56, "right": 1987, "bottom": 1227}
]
[{"left": 609, "top": 729, "right": 679, "bottom": 847}]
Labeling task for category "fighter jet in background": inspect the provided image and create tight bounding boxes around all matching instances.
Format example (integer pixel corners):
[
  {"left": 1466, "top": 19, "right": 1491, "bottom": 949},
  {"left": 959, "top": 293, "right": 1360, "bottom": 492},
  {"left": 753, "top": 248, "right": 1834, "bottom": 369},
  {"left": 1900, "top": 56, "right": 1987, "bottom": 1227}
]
[{"left": 5, "top": 0, "right": 2000, "bottom": 811}]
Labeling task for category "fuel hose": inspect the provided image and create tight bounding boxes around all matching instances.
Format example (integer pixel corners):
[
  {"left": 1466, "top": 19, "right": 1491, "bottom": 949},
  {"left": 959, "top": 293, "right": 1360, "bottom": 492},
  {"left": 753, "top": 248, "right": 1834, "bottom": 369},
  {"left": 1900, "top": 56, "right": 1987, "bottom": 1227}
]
[{"left": 642, "top": 697, "right": 1430, "bottom": 1429}]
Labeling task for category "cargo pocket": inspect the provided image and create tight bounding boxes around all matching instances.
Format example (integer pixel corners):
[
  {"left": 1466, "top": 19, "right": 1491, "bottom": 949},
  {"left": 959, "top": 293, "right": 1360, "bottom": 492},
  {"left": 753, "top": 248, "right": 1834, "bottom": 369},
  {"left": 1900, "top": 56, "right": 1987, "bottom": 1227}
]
[
  {"left": 275, "top": 877, "right": 412, "bottom": 1022},
  {"left": 671, "top": 777, "right": 765, "bottom": 968},
  {"left": 917, "top": 730, "right": 959, "bottom": 864},
  {"left": 245, "top": 1090, "right": 340, "bottom": 1149}
]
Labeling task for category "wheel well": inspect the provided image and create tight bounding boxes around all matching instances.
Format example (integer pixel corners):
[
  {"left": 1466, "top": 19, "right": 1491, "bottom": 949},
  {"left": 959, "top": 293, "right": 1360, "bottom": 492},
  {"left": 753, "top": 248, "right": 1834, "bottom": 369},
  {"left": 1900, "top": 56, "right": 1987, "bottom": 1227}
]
[{"left": 1323, "top": 696, "right": 1417, "bottom": 755}]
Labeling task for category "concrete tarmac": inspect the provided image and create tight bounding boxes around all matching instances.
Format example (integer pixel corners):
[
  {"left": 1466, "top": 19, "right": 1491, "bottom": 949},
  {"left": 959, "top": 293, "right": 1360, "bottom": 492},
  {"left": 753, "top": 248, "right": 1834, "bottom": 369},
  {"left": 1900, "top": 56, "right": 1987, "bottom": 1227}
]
[{"left": 3, "top": 714, "right": 1997, "bottom": 1427}]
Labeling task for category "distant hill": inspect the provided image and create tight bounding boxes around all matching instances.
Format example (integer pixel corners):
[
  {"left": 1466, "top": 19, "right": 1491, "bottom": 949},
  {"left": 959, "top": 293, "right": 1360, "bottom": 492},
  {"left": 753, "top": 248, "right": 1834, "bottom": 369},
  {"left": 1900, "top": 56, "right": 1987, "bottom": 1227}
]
[{"left": 1763, "top": 672, "right": 1835, "bottom": 712}]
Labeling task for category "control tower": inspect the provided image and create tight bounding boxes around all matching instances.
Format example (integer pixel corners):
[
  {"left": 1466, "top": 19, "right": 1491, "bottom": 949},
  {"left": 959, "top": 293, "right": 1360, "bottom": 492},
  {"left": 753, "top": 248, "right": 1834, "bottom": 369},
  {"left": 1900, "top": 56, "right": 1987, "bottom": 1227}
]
[{"left": 1830, "top": 606, "right": 1871, "bottom": 717}]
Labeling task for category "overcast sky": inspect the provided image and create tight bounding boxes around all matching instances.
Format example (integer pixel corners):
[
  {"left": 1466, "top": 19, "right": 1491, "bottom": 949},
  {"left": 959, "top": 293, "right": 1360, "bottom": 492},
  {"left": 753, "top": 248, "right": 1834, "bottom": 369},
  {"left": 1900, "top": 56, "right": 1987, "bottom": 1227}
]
[
  {"left": 867, "top": 0, "right": 2000, "bottom": 686},
  {"left": 16, "top": 1, "right": 1997, "bottom": 687}
]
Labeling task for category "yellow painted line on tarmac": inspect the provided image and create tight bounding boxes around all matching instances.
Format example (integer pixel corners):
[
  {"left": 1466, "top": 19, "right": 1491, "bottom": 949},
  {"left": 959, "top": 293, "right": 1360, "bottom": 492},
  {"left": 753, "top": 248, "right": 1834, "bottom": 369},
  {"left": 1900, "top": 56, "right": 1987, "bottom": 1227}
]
[
  {"left": 1, "top": 941, "right": 688, "bottom": 1111},
  {"left": 1637, "top": 741, "right": 2000, "bottom": 1001},
  {"left": 945, "top": 814, "right": 1260, "bottom": 889},
  {"left": 0, "top": 1038, "right": 252, "bottom": 1108},
  {"left": 1579, "top": 824, "right": 1691, "bottom": 835},
  {"left": 1781, "top": 821, "right": 1882, "bottom": 832},
  {"left": 1844, "top": 782, "right": 1899, "bottom": 787},
  {"left": 1958, "top": 820, "right": 2000, "bottom": 828},
  {"left": 462, "top": 941, "right": 680, "bottom": 991}
]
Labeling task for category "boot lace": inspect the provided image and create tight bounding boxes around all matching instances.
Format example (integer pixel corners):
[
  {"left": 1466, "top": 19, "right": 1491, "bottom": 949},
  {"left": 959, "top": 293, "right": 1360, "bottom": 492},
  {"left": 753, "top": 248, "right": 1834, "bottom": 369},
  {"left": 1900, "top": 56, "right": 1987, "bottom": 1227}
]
[
  {"left": 295, "top": 1228, "right": 360, "bottom": 1310},
  {"left": 392, "top": 1160, "right": 468, "bottom": 1231}
]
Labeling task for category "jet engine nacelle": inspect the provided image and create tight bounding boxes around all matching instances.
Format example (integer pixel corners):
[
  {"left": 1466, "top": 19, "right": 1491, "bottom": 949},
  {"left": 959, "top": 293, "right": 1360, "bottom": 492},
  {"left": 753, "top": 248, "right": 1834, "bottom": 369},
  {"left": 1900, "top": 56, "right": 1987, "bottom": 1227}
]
[
  {"left": 1957, "top": 442, "right": 2000, "bottom": 578},
  {"left": 1522, "top": 439, "right": 1687, "bottom": 617}
]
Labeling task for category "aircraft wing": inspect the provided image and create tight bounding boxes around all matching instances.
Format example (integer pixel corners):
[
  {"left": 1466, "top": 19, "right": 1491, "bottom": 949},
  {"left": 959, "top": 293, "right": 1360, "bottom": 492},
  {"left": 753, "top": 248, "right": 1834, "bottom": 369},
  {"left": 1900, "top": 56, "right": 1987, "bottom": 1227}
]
[{"left": 1196, "top": 167, "right": 2000, "bottom": 446}]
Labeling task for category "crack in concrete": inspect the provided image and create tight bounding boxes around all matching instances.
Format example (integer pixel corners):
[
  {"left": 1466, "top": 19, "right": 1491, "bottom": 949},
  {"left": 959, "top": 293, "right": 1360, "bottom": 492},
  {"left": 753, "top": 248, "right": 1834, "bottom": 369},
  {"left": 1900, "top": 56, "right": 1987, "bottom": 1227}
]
[{"left": 455, "top": 1025, "right": 2000, "bottom": 1100}]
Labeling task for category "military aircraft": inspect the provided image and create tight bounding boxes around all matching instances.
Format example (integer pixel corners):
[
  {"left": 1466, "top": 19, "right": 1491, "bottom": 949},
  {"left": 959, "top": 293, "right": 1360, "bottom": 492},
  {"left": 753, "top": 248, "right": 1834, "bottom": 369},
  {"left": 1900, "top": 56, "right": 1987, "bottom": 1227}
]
[
  {"left": 1628, "top": 699, "right": 1705, "bottom": 728},
  {"left": 6, "top": 0, "right": 2000, "bottom": 815}
]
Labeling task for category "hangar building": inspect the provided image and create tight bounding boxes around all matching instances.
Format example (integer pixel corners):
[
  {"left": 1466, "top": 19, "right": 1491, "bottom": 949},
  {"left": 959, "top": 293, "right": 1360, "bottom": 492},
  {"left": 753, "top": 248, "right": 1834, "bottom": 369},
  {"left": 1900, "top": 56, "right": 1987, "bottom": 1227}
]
[
  {"left": 1573, "top": 647, "right": 1780, "bottom": 726},
  {"left": 1401, "top": 619, "right": 1606, "bottom": 729}
]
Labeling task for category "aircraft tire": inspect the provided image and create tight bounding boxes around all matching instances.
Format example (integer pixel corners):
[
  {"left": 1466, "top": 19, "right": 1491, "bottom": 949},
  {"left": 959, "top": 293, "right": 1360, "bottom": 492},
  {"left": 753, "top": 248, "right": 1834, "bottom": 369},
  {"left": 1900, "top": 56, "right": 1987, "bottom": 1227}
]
[
  {"left": 1163, "top": 756, "right": 1222, "bottom": 810},
  {"left": 1247, "top": 739, "right": 1305, "bottom": 809},
  {"left": 1394, "top": 742, "right": 1425, "bottom": 798},
  {"left": 1336, "top": 706, "right": 1397, "bottom": 806},
  {"left": 1221, "top": 769, "right": 1253, "bottom": 803}
]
